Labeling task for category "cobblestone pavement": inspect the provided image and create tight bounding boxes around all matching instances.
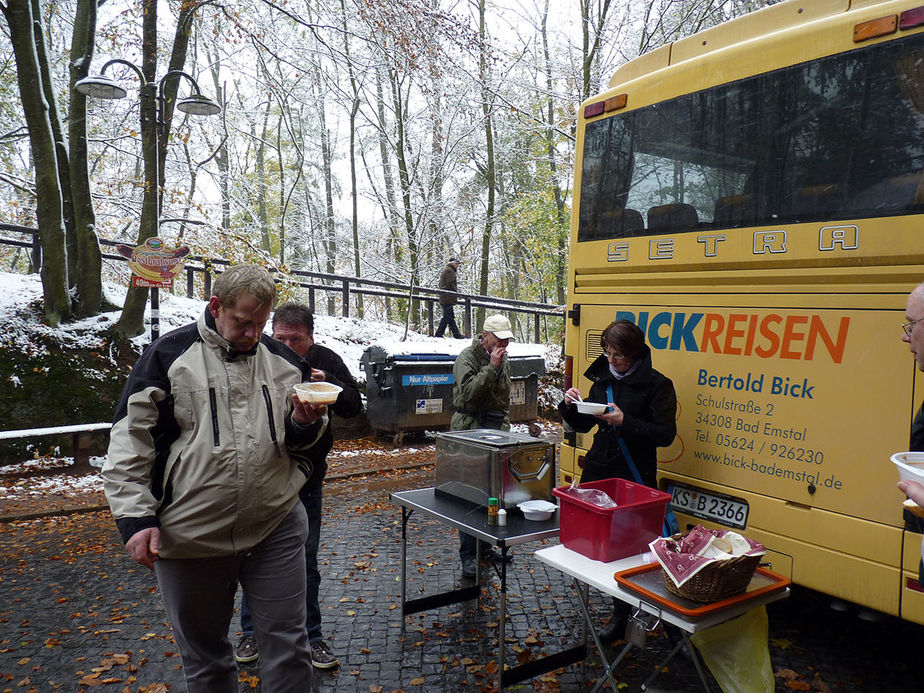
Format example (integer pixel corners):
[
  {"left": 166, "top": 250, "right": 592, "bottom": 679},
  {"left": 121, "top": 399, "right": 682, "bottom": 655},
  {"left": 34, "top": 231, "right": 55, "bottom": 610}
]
[{"left": 1, "top": 440, "right": 922, "bottom": 692}]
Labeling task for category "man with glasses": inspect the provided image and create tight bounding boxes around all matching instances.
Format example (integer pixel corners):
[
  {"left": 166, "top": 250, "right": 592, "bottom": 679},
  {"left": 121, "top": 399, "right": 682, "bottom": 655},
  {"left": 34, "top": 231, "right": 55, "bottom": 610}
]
[
  {"left": 898, "top": 284, "right": 924, "bottom": 580},
  {"left": 559, "top": 319, "right": 677, "bottom": 641}
]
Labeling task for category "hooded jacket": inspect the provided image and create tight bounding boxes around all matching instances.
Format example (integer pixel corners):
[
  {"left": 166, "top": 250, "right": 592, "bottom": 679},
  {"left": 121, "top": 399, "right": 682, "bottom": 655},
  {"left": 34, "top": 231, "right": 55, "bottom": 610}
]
[
  {"left": 103, "top": 309, "right": 327, "bottom": 559},
  {"left": 559, "top": 345, "right": 676, "bottom": 487}
]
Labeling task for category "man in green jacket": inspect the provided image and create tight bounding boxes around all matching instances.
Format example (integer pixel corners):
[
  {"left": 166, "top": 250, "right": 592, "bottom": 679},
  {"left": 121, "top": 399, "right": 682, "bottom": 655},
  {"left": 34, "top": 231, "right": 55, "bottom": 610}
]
[{"left": 452, "top": 314, "right": 516, "bottom": 578}]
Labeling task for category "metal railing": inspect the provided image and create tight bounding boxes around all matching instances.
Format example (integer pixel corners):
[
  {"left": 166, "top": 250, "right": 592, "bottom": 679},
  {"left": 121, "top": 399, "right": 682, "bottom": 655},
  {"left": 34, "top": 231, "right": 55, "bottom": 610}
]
[{"left": 0, "top": 223, "right": 564, "bottom": 342}]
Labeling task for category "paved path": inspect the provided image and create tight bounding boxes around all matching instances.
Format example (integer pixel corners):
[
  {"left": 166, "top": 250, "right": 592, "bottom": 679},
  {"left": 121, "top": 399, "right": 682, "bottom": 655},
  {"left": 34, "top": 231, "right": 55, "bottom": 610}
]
[{"left": 1, "top": 452, "right": 921, "bottom": 691}]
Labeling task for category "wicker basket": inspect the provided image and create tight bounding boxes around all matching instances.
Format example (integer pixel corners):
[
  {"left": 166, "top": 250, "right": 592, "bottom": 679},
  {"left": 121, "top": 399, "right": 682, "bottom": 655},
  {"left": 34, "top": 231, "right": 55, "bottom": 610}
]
[{"left": 662, "top": 534, "right": 762, "bottom": 603}]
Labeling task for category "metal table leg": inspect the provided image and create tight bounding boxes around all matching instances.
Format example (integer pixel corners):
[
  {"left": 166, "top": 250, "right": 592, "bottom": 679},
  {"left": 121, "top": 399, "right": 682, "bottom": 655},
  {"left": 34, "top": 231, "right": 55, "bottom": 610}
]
[
  {"left": 400, "top": 506, "right": 411, "bottom": 632},
  {"left": 498, "top": 545, "right": 507, "bottom": 690},
  {"left": 573, "top": 578, "right": 621, "bottom": 692},
  {"left": 639, "top": 630, "right": 712, "bottom": 692}
]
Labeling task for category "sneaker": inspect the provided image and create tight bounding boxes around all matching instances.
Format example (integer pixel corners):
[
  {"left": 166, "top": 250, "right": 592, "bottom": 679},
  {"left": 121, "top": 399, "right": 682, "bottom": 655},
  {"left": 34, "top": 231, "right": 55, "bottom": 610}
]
[
  {"left": 461, "top": 558, "right": 477, "bottom": 579},
  {"left": 310, "top": 640, "right": 340, "bottom": 669},
  {"left": 234, "top": 634, "right": 259, "bottom": 663}
]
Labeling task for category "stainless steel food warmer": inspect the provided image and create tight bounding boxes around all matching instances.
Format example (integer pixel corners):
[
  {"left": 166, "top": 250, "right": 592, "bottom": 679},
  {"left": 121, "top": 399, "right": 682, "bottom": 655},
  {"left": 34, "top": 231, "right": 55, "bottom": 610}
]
[{"left": 434, "top": 429, "right": 555, "bottom": 508}]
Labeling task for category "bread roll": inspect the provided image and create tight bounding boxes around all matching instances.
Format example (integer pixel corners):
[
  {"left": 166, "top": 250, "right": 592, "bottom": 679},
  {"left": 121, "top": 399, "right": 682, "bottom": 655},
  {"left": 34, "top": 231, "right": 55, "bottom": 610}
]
[{"left": 903, "top": 498, "right": 924, "bottom": 518}]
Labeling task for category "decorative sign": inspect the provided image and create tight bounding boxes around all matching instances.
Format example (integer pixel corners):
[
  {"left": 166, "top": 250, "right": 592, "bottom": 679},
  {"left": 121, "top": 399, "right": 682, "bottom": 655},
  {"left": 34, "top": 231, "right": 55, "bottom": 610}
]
[{"left": 116, "top": 237, "right": 190, "bottom": 289}]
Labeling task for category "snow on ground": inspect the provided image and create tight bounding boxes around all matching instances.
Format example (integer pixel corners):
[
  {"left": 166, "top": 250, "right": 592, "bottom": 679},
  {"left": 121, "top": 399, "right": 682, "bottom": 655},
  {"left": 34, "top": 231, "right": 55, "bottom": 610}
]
[
  {"left": 0, "top": 271, "right": 564, "bottom": 504},
  {"left": 0, "top": 271, "right": 560, "bottom": 386}
]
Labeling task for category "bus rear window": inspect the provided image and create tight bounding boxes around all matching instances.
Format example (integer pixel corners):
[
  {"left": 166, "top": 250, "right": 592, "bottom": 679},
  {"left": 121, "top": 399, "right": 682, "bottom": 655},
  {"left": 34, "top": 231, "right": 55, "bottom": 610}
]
[{"left": 578, "top": 34, "right": 924, "bottom": 241}]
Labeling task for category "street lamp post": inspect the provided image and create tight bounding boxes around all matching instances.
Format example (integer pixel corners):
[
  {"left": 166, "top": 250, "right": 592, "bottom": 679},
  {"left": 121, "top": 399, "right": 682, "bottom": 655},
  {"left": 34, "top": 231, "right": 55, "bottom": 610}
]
[{"left": 76, "top": 59, "right": 220, "bottom": 342}]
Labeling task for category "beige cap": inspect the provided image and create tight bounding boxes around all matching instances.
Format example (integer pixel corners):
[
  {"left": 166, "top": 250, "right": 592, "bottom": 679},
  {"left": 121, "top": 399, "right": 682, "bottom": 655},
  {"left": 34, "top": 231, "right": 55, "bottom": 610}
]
[{"left": 483, "top": 314, "right": 515, "bottom": 340}]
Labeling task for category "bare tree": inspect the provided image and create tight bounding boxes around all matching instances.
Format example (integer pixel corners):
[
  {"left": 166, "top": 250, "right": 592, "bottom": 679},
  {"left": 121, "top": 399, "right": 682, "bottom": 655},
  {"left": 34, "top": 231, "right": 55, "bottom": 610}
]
[{"left": 1, "top": 0, "right": 70, "bottom": 325}]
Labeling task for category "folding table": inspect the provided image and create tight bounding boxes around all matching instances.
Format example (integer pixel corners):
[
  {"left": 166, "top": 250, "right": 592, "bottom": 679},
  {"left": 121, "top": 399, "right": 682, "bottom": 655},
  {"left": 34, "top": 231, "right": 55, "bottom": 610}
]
[
  {"left": 391, "top": 487, "right": 587, "bottom": 688},
  {"left": 534, "top": 542, "right": 790, "bottom": 692}
]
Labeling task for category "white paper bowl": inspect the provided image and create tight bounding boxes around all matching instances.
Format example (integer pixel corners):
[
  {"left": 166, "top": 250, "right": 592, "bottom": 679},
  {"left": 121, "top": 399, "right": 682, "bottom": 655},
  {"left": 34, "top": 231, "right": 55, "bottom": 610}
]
[
  {"left": 893, "top": 452, "right": 924, "bottom": 484},
  {"left": 575, "top": 401, "right": 609, "bottom": 415},
  {"left": 294, "top": 382, "right": 342, "bottom": 405},
  {"left": 518, "top": 499, "right": 557, "bottom": 521}
]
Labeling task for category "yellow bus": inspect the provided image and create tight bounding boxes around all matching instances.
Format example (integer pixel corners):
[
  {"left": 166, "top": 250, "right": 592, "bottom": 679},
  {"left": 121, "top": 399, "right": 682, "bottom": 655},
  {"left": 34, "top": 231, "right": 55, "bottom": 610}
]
[{"left": 561, "top": 0, "right": 924, "bottom": 623}]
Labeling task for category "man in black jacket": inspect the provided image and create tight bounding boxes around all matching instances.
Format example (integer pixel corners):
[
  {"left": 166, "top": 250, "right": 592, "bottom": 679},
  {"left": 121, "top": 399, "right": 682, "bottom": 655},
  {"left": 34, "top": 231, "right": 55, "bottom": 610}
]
[
  {"left": 435, "top": 257, "right": 464, "bottom": 338},
  {"left": 236, "top": 302, "right": 363, "bottom": 670}
]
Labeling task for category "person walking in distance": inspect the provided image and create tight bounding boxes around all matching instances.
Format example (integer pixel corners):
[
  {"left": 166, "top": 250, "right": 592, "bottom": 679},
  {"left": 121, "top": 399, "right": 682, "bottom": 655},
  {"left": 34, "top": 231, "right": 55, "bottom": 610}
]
[
  {"left": 435, "top": 257, "right": 464, "bottom": 339},
  {"left": 235, "top": 302, "right": 363, "bottom": 670},
  {"left": 103, "top": 264, "right": 327, "bottom": 693},
  {"left": 452, "top": 314, "right": 517, "bottom": 578}
]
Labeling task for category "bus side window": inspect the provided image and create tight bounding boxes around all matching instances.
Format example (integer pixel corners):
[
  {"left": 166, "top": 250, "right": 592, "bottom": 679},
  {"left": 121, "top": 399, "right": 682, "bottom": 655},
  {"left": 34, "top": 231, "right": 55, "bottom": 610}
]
[
  {"left": 600, "top": 207, "right": 644, "bottom": 238},
  {"left": 853, "top": 172, "right": 924, "bottom": 215},
  {"left": 713, "top": 194, "right": 758, "bottom": 228},
  {"left": 792, "top": 184, "right": 840, "bottom": 222},
  {"left": 647, "top": 203, "right": 698, "bottom": 233}
]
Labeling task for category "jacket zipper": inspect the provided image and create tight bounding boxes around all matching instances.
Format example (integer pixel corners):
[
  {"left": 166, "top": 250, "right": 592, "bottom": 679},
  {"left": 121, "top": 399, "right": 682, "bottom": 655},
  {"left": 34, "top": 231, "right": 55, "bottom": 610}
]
[
  {"left": 209, "top": 387, "right": 220, "bottom": 446},
  {"left": 262, "top": 384, "right": 283, "bottom": 457}
]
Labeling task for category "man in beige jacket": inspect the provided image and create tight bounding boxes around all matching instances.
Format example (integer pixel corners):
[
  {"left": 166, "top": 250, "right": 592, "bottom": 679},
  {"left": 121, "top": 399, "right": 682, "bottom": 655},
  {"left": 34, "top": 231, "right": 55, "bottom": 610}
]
[{"left": 104, "top": 264, "right": 327, "bottom": 693}]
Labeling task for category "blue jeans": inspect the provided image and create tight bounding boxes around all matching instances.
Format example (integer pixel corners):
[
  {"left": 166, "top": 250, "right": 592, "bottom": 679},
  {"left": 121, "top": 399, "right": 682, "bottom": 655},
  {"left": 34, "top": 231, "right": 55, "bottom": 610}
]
[{"left": 241, "top": 472, "right": 325, "bottom": 643}]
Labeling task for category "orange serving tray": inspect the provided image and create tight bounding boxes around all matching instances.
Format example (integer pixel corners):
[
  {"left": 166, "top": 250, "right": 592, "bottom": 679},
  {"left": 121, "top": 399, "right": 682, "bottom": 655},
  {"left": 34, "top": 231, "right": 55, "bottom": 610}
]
[{"left": 613, "top": 563, "right": 791, "bottom": 620}]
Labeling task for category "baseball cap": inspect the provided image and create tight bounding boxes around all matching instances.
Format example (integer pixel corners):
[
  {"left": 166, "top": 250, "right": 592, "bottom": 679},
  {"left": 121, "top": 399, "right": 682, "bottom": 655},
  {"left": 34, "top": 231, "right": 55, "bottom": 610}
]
[
  {"left": 483, "top": 314, "right": 515, "bottom": 340},
  {"left": 449, "top": 257, "right": 460, "bottom": 264}
]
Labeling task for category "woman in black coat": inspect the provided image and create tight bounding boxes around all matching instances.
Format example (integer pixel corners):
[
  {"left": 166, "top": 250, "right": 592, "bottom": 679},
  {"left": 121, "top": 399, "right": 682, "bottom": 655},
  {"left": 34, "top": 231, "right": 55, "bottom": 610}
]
[{"left": 558, "top": 319, "right": 678, "bottom": 640}]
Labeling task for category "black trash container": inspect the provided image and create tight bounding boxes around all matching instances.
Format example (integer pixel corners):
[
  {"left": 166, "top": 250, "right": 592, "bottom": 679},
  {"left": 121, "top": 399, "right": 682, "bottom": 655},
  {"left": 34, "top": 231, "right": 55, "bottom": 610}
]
[
  {"left": 508, "top": 354, "right": 546, "bottom": 423},
  {"left": 361, "top": 345, "right": 456, "bottom": 443},
  {"left": 361, "top": 344, "right": 547, "bottom": 443}
]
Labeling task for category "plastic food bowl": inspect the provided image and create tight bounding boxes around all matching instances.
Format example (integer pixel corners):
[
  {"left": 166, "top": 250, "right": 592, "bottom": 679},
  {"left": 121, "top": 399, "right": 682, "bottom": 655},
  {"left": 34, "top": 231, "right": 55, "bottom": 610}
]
[
  {"left": 518, "top": 499, "right": 557, "bottom": 521},
  {"left": 294, "top": 382, "right": 342, "bottom": 405},
  {"left": 575, "top": 401, "right": 610, "bottom": 415},
  {"left": 892, "top": 452, "right": 924, "bottom": 484}
]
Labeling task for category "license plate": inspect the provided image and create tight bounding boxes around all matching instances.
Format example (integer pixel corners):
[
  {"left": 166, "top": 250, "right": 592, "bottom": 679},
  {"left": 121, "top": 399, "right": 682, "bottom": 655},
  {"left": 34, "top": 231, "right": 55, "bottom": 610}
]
[{"left": 668, "top": 483, "right": 749, "bottom": 529}]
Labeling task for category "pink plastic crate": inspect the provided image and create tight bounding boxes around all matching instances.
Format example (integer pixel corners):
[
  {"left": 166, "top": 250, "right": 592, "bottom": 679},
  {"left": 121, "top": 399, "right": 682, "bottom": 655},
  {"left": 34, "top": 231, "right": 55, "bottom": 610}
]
[{"left": 553, "top": 478, "right": 671, "bottom": 562}]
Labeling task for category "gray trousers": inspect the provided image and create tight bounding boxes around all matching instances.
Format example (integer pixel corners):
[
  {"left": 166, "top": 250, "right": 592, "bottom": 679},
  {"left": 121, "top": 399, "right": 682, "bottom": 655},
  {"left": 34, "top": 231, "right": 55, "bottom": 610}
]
[{"left": 154, "top": 504, "right": 314, "bottom": 693}]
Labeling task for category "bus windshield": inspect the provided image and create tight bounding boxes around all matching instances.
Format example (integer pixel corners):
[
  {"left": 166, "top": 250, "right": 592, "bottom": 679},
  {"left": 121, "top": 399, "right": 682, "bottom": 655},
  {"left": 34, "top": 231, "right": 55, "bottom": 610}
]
[{"left": 578, "top": 33, "right": 924, "bottom": 241}]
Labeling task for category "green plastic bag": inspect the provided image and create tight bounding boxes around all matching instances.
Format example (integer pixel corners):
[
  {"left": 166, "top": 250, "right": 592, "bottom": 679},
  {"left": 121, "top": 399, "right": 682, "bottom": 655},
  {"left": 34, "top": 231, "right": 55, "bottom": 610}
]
[{"left": 689, "top": 605, "right": 774, "bottom": 693}]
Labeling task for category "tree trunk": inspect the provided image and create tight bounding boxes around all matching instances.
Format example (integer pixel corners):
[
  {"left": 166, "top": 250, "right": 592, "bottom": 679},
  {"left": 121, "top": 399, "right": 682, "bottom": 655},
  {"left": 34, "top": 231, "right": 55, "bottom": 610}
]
[
  {"left": 340, "top": 0, "right": 363, "bottom": 318},
  {"left": 542, "top": 0, "right": 567, "bottom": 306},
  {"left": 257, "top": 100, "right": 271, "bottom": 253},
  {"left": 390, "top": 67, "right": 420, "bottom": 328},
  {"left": 113, "top": 0, "right": 160, "bottom": 338},
  {"left": 31, "top": 0, "right": 77, "bottom": 288},
  {"left": 374, "top": 64, "right": 400, "bottom": 321},
  {"left": 581, "top": 0, "right": 614, "bottom": 101},
  {"left": 113, "top": 0, "right": 197, "bottom": 338},
  {"left": 2, "top": 0, "right": 71, "bottom": 325},
  {"left": 205, "top": 48, "right": 231, "bottom": 236},
  {"left": 68, "top": 0, "right": 104, "bottom": 316},
  {"left": 476, "top": 0, "right": 495, "bottom": 332},
  {"left": 277, "top": 116, "right": 286, "bottom": 266},
  {"left": 314, "top": 67, "right": 337, "bottom": 315}
]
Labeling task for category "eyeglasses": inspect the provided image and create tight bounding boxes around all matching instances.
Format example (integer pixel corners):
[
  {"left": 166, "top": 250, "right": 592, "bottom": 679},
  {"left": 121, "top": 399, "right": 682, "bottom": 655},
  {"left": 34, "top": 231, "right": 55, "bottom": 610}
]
[
  {"left": 902, "top": 318, "right": 924, "bottom": 337},
  {"left": 604, "top": 348, "right": 626, "bottom": 360}
]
